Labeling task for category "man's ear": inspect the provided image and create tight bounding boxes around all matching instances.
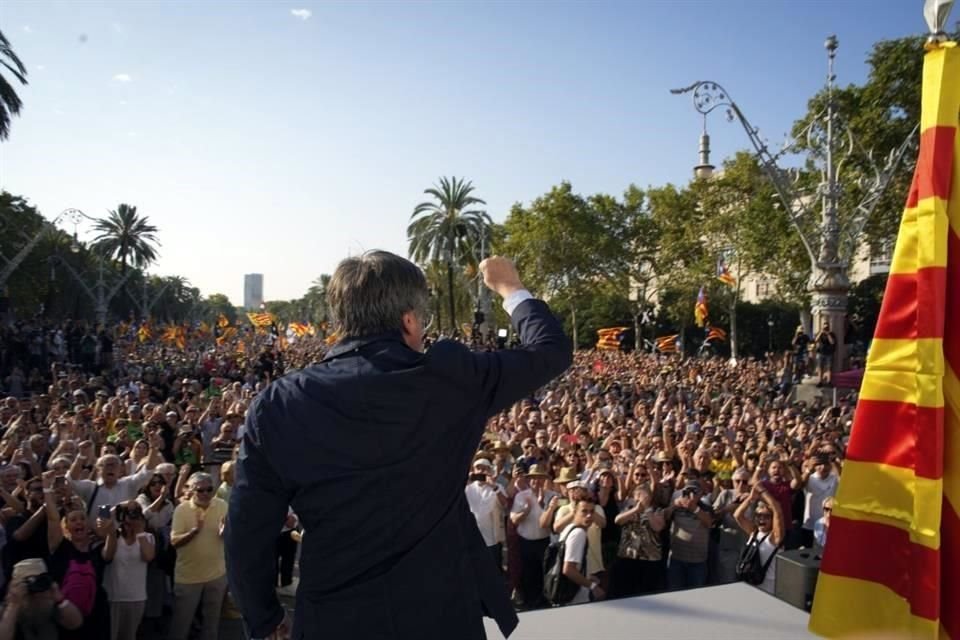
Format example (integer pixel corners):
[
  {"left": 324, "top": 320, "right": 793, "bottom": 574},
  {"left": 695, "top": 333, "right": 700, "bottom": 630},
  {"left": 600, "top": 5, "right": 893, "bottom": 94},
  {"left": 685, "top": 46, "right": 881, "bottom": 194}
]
[{"left": 401, "top": 310, "right": 418, "bottom": 338}]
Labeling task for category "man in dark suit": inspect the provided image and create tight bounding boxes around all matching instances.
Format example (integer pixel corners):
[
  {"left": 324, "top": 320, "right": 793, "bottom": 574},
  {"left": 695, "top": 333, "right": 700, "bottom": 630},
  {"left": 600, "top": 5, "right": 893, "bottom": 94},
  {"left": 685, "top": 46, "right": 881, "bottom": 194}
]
[{"left": 225, "top": 251, "right": 572, "bottom": 640}]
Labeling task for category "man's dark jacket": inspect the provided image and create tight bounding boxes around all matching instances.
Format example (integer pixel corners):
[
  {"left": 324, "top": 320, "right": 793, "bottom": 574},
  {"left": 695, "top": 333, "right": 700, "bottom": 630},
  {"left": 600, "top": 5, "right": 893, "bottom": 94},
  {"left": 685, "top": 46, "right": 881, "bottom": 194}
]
[{"left": 225, "top": 298, "right": 572, "bottom": 639}]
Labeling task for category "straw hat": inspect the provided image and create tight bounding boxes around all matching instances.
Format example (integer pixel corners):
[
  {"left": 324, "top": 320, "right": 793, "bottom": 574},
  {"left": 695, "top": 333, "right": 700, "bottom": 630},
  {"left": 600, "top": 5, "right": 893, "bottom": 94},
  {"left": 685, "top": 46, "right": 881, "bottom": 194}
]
[
  {"left": 525, "top": 464, "right": 550, "bottom": 479},
  {"left": 554, "top": 467, "right": 579, "bottom": 484},
  {"left": 488, "top": 440, "right": 511, "bottom": 453}
]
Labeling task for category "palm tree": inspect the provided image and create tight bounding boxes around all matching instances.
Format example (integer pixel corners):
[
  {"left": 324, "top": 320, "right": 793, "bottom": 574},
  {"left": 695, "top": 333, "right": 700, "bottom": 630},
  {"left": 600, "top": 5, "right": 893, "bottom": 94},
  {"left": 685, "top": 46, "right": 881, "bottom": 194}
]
[
  {"left": 91, "top": 204, "right": 160, "bottom": 273},
  {"left": 0, "top": 30, "right": 27, "bottom": 141},
  {"left": 408, "top": 177, "right": 491, "bottom": 332}
]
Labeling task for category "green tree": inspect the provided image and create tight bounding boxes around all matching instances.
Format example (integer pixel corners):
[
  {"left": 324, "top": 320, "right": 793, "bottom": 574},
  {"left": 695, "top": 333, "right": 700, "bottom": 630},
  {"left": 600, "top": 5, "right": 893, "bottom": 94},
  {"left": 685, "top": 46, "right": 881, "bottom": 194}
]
[
  {"left": 498, "top": 182, "right": 655, "bottom": 346},
  {"left": 0, "top": 30, "right": 27, "bottom": 141},
  {"left": 91, "top": 204, "right": 160, "bottom": 274},
  {"left": 408, "top": 177, "right": 491, "bottom": 332},
  {"left": 204, "top": 293, "right": 237, "bottom": 324}
]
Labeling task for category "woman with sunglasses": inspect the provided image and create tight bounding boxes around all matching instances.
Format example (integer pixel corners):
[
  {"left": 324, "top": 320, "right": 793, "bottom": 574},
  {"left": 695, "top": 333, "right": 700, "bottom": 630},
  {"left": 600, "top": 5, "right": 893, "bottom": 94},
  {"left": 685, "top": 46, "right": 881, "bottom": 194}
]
[
  {"left": 136, "top": 473, "right": 174, "bottom": 623},
  {"left": 103, "top": 500, "right": 155, "bottom": 640},
  {"left": 733, "top": 482, "right": 785, "bottom": 594}
]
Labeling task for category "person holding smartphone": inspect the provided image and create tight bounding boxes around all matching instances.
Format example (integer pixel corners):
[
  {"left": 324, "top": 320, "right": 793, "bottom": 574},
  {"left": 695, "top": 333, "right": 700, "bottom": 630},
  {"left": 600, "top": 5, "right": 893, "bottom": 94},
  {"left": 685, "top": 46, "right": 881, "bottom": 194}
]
[{"left": 465, "top": 458, "right": 508, "bottom": 572}]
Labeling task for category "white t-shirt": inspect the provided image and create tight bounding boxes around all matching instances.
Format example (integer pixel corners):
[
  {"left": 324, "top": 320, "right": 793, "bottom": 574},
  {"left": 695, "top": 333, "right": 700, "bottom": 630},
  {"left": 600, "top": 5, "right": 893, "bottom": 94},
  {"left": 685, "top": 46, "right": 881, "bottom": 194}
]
[
  {"left": 104, "top": 533, "right": 154, "bottom": 602},
  {"left": 803, "top": 473, "right": 838, "bottom": 529},
  {"left": 465, "top": 482, "right": 502, "bottom": 547},
  {"left": 71, "top": 467, "right": 153, "bottom": 528},
  {"left": 511, "top": 489, "right": 556, "bottom": 541},
  {"left": 560, "top": 525, "right": 590, "bottom": 605},
  {"left": 757, "top": 533, "right": 779, "bottom": 595}
]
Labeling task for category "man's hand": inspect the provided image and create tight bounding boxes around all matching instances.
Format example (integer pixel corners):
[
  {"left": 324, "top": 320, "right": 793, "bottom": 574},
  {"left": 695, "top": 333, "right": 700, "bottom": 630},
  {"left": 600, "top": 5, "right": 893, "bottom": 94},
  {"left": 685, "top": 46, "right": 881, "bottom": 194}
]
[{"left": 479, "top": 256, "right": 524, "bottom": 299}]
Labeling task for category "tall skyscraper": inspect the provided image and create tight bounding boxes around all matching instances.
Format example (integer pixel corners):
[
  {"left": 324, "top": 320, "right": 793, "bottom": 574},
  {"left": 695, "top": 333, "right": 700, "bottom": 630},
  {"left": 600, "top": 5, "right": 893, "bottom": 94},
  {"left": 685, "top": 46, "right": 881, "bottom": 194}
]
[{"left": 244, "top": 274, "right": 264, "bottom": 310}]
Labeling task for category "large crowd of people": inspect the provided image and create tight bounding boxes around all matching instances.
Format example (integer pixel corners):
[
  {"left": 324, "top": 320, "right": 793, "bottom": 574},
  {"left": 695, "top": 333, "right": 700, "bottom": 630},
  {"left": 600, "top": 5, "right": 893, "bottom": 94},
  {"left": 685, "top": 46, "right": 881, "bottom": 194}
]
[{"left": 0, "top": 318, "right": 848, "bottom": 638}]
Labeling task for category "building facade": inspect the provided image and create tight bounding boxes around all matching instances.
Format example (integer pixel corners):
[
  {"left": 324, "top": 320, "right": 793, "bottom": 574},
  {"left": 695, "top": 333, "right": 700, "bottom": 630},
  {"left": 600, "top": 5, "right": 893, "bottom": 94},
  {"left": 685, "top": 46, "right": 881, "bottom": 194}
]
[{"left": 243, "top": 273, "right": 264, "bottom": 310}]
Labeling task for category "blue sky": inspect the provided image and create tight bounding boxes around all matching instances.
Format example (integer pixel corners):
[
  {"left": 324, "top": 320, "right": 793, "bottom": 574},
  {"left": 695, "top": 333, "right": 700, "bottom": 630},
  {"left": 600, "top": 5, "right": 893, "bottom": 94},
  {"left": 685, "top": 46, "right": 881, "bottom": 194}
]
[{"left": 0, "top": 1, "right": 928, "bottom": 304}]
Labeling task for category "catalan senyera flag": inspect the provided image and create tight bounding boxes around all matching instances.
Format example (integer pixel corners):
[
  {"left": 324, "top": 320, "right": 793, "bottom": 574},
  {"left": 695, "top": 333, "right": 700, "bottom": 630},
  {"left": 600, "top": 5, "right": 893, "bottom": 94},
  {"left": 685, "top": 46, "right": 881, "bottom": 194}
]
[
  {"left": 247, "top": 311, "right": 274, "bottom": 328},
  {"left": 694, "top": 287, "right": 708, "bottom": 327},
  {"left": 706, "top": 326, "right": 727, "bottom": 342},
  {"left": 809, "top": 38, "right": 960, "bottom": 640},
  {"left": 137, "top": 324, "right": 152, "bottom": 343},
  {"left": 596, "top": 327, "right": 628, "bottom": 351},
  {"left": 289, "top": 322, "right": 310, "bottom": 338},
  {"left": 216, "top": 326, "right": 237, "bottom": 345},
  {"left": 716, "top": 256, "right": 736, "bottom": 287},
  {"left": 217, "top": 314, "right": 230, "bottom": 329},
  {"left": 656, "top": 334, "right": 679, "bottom": 353}
]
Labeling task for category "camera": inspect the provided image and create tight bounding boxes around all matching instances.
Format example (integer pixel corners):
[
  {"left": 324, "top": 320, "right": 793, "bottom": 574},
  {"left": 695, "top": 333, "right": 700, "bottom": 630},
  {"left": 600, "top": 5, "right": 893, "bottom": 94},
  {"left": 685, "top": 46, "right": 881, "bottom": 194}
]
[
  {"left": 468, "top": 473, "right": 487, "bottom": 483},
  {"left": 98, "top": 504, "right": 113, "bottom": 519},
  {"left": 25, "top": 573, "right": 53, "bottom": 594}
]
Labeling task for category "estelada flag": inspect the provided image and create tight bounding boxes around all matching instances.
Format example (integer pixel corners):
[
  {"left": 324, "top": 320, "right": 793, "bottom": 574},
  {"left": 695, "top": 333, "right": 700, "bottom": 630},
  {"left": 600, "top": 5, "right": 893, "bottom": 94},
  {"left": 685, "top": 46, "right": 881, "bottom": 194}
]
[
  {"left": 596, "top": 327, "right": 627, "bottom": 351},
  {"left": 694, "top": 287, "right": 708, "bottom": 327},
  {"left": 655, "top": 334, "right": 679, "bottom": 353},
  {"left": 706, "top": 327, "right": 727, "bottom": 342},
  {"left": 809, "top": 38, "right": 960, "bottom": 640}
]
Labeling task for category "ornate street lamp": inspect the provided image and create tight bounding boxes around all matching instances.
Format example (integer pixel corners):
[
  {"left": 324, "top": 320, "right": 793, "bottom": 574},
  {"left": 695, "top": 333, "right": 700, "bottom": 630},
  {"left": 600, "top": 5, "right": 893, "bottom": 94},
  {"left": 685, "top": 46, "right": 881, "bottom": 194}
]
[{"left": 671, "top": 36, "right": 916, "bottom": 369}]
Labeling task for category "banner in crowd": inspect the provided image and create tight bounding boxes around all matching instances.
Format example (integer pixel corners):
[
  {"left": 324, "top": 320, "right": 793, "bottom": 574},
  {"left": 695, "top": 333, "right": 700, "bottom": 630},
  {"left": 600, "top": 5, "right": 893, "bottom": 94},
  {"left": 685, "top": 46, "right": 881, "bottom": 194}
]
[{"left": 809, "top": 37, "right": 959, "bottom": 640}]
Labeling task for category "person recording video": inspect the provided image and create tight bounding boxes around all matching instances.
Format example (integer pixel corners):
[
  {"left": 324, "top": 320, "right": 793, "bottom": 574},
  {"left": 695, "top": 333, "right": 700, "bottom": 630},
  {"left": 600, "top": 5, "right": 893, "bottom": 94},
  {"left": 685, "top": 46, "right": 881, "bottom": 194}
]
[
  {"left": 0, "top": 558, "right": 84, "bottom": 640},
  {"left": 225, "top": 252, "right": 572, "bottom": 640}
]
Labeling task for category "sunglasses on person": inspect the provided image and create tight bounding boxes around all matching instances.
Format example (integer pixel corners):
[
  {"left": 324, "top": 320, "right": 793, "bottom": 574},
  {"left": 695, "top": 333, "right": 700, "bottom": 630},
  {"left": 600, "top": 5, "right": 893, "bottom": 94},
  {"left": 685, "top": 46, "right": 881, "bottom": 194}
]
[
  {"left": 150, "top": 479, "right": 166, "bottom": 486},
  {"left": 193, "top": 487, "right": 215, "bottom": 494},
  {"left": 823, "top": 507, "right": 833, "bottom": 513}
]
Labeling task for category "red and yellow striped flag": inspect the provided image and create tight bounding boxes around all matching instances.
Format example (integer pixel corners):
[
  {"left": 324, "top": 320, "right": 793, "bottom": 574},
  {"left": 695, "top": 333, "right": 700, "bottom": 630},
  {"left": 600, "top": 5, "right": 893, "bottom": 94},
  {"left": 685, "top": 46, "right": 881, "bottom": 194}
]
[
  {"left": 596, "top": 327, "right": 627, "bottom": 350},
  {"left": 809, "top": 38, "right": 960, "bottom": 640}
]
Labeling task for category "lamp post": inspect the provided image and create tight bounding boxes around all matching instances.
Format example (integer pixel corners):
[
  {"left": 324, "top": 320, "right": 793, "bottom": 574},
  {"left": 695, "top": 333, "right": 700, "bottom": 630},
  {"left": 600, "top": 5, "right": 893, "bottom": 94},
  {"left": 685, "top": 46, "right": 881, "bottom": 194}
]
[
  {"left": 47, "top": 210, "right": 133, "bottom": 326},
  {"left": 671, "top": 36, "right": 916, "bottom": 372},
  {"left": 0, "top": 208, "right": 87, "bottom": 290}
]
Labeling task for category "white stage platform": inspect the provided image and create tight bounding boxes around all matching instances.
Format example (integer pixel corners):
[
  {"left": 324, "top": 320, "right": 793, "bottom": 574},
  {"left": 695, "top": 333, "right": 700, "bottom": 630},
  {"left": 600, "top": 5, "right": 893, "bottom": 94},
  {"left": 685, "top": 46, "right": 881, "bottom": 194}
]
[{"left": 484, "top": 583, "right": 812, "bottom": 639}]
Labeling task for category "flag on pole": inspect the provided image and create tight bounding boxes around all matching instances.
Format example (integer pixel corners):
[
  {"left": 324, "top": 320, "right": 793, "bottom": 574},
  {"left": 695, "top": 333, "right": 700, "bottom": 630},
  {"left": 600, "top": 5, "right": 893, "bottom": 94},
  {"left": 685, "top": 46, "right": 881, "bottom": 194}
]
[
  {"left": 809, "top": 36, "right": 960, "bottom": 640},
  {"left": 655, "top": 334, "right": 679, "bottom": 353},
  {"left": 595, "top": 327, "right": 628, "bottom": 350},
  {"left": 247, "top": 311, "right": 274, "bottom": 328},
  {"left": 705, "top": 326, "right": 727, "bottom": 342},
  {"left": 217, "top": 314, "right": 230, "bottom": 328},
  {"left": 694, "top": 287, "right": 709, "bottom": 327},
  {"left": 716, "top": 255, "right": 736, "bottom": 286}
]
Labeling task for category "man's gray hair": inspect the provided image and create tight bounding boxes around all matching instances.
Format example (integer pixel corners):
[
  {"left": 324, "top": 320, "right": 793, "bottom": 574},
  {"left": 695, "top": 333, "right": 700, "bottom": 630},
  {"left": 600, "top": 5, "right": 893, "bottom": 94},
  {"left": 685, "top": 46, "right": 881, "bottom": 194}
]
[
  {"left": 328, "top": 250, "right": 429, "bottom": 337},
  {"left": 188, "top": 471, "right": 214, "bottom": 488}
]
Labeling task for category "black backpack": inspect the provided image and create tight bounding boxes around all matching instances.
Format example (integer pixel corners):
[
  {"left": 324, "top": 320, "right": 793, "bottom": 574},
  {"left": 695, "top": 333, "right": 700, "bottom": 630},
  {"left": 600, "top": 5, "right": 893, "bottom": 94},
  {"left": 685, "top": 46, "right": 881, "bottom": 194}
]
[
  {"left": 736, "top": 531, "right": 780, "bottom": 585},
  {"left": 543, "top": 526, "right": 588, "bottom": 606}
]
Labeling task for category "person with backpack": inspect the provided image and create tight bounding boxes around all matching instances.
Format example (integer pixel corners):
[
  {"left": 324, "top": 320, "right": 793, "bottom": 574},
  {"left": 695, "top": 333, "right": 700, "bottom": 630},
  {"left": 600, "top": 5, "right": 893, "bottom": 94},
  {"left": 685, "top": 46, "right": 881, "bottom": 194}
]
[
  {"left": 557, "top": 498, "right": 604, "bottom": 605},
  {"left": 733, "top": 482, "right": 785, "bottom": 594},
  {"left": 41, "top": 470, "right": 113, "bottom": 639}
]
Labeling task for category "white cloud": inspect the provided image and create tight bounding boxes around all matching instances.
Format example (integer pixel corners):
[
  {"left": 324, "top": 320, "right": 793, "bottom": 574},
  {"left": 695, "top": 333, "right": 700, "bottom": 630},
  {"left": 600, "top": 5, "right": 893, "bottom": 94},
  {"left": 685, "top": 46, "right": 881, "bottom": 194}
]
[
  {"left": 290, "top": 8, "right": 312, "bottom": 20},
  {"left": 22, "top": 25, "right": 33, "bottom": 34},
  {"left": 113, "top": 73, "right": 133, "bottom": 82}
]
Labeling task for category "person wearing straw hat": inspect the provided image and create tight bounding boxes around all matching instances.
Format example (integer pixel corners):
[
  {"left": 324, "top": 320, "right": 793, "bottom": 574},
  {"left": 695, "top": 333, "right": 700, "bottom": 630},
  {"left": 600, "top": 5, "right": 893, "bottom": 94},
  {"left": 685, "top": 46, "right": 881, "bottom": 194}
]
[
  {"left": 465, "top": 458, "right": 508, "bottom": 572},
  {"left": 226, "top": 254, "right": 572, "bottom": 640},
  {"left": 510, "top": 464, "right": 559, "bottom": 610}
]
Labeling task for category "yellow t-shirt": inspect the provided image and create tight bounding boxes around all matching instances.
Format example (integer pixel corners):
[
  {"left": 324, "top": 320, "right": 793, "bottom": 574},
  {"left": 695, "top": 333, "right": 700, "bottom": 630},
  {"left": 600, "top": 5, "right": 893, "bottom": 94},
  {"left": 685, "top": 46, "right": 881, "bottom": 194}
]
[
  {"left": 171, "top": 497, "right": 228, "bottom": 584},
  {"left": 710, "top": 457, "right": 736, "bottom": 481},
  {"left": 556, "top": 504, "right": 604, "bottom": 575}
]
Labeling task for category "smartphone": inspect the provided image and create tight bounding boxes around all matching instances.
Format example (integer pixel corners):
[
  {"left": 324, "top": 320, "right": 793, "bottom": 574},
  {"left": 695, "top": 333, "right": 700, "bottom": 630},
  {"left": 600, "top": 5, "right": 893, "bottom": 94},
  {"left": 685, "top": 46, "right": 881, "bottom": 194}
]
[
  {"left": 97, "top": 505, "right": 112, "bottom": 519},
  {"left": 53, "top": 476, "right": 66, "bottom": 488}
]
